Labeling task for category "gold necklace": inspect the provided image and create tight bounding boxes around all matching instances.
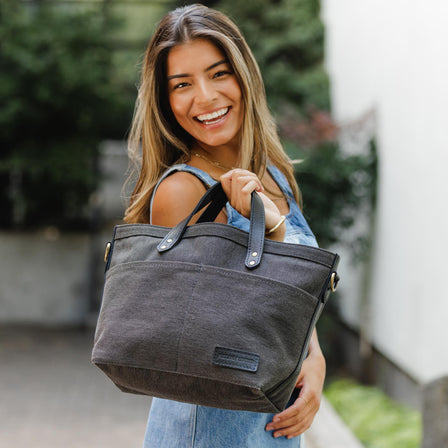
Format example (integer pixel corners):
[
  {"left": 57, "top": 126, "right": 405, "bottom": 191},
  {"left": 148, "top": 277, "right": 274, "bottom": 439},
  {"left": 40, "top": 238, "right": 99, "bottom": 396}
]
[{"left": 193, "top": 152, "right": 236, "bottom": 172}]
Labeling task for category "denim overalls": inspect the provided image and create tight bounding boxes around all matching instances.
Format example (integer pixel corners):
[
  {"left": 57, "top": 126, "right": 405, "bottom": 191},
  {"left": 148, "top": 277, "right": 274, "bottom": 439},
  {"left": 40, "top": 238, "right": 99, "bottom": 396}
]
[{"left": 144, "top": 164, "right": 317, "bottom": 447}]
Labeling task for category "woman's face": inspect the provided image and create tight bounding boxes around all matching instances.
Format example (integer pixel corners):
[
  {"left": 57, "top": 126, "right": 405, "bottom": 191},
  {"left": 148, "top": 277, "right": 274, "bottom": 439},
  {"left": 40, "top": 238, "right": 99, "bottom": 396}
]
[{"left": 166, "top": 39, "right": 244, "bottom": 152}]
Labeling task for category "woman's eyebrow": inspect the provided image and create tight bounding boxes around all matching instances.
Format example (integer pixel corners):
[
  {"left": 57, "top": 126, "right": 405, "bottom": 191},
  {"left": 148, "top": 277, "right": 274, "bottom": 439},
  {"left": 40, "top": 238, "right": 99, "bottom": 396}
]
[{"left": 167, "top": 59, "right": 228, "bottom": 80}]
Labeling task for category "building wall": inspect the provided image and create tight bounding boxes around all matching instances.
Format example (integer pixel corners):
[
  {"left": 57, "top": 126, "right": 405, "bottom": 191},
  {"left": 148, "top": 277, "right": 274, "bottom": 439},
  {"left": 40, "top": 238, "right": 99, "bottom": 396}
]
[
  {"left": 0, "top": 142, "right": 129, "bottom": 327},
  {"left": 0, "top": 232, "right": 90, "bottom": 325},
  {"left": 321, "top": 0, "right": 448, "bottom": 383}
]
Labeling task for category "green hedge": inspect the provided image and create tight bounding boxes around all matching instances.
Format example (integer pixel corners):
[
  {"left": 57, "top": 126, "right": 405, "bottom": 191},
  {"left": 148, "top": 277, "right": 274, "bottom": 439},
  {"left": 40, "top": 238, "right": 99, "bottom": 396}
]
[
  {"left": 326, "top": 378, "right": 422, "bottom": 448},
  {"left": 0, "top": 2, "right": 130, "bottom": 229}
]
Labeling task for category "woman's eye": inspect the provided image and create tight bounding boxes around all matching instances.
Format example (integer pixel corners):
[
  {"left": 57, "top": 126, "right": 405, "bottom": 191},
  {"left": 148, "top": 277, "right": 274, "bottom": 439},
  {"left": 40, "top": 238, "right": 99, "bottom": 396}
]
[
  {"left": 173, "top": 82, "right": 189, "bottom": 90},
  {"left": 213, "top": 70, "right": 231, "bottom": 78}
]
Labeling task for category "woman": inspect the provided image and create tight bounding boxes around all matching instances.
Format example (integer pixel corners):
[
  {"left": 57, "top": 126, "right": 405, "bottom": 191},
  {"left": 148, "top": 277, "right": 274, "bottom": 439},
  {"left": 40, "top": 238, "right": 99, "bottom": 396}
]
[{"left": 124, "top": 4, "right": 326, "bottom": 446}]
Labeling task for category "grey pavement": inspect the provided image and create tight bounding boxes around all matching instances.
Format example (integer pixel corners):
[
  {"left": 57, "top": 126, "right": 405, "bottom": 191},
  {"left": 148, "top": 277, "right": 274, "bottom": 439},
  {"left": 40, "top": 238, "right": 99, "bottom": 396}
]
[
  {"left": 1, "top": 327, "right": 149, "bottom": 448},
  {"left": 0, "top": 327, "right": 362, "bottom": 448}
]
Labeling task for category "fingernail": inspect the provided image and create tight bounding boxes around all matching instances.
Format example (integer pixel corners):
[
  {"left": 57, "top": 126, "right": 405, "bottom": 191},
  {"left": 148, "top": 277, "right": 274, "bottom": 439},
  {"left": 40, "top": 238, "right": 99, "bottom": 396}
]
[
  {"left": 274, "top": 432, "right": 282, "bottom": 438},
  {"left": 273, "top": 416, "right": 280, "bottom": 422},
  {"left": 265, "top": 424, "right": 273, "bottom": 431}
]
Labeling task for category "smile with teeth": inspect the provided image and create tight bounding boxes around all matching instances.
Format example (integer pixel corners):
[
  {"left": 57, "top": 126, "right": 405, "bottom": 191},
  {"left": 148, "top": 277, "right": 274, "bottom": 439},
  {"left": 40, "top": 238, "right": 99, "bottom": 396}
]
[{"left": 195, "top": 107, "right": 230, "bottom": 125}]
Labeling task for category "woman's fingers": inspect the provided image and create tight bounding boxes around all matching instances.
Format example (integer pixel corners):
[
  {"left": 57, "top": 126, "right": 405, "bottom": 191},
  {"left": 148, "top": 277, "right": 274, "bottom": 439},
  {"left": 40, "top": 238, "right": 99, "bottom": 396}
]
[
  {"left": 241, "top": 179, "right": 262, "bottom": 195},
  {"left": 265, "top": 395, "right": 316, "bottom": 439},
  {"left": 220, "top": 169, "right": 263, "bottom": 194},
  {"left": 220, "top": 169, "right": 285, "bottom": 239},
  {"left": 220, "top": 169, "right": 264, "bottom": 218}
]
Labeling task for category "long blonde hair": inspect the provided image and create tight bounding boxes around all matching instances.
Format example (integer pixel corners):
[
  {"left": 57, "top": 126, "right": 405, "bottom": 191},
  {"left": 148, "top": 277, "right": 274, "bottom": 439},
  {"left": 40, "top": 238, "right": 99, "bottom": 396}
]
[{"left": 124, "top": 3, "right": 300, "bottom": 224}]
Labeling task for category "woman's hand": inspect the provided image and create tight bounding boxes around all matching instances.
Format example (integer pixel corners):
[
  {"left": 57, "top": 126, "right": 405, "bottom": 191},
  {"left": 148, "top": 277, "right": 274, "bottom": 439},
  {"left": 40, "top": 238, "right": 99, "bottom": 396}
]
[
  {"left": 265, "top": 330, "right": 326, "bottom": 439},
  {"left": 220, "top": 169, "right": 286, "bottom": 240}
]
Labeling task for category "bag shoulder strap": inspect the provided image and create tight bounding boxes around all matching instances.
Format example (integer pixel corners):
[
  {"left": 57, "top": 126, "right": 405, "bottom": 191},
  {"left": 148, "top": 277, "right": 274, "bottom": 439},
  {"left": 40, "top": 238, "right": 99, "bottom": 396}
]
[{"left": 149, "top": 164, "right": 217, "bottom": 224}]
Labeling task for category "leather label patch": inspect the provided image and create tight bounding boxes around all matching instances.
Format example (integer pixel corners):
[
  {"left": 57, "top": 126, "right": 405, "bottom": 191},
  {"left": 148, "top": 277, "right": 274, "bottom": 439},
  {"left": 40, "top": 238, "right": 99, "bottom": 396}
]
[{"left": 212, "top": 346, "right": 259, "bottom": 373}]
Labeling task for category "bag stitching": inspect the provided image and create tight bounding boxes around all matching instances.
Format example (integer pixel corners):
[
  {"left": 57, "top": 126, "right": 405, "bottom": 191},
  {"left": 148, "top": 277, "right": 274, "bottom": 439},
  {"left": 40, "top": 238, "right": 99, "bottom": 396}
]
[{"left": 105, "top": 260, "right": 322, "bottom": 301}]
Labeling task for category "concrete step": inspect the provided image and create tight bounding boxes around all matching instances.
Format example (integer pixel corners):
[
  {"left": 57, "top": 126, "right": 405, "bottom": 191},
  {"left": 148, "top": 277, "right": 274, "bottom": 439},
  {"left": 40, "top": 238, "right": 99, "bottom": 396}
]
[{"left": 305, "top": 397, "right": 364, "bottom": 448}]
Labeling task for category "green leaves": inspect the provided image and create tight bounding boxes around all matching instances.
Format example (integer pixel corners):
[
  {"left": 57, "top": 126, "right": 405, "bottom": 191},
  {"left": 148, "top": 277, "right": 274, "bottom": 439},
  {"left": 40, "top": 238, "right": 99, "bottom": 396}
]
[
  {"left": 291, "top": 140, "right": 377, "bottom": 252},
  {"left": 326, "top": 379, "right": 422, "bottom": 448},
  {"left": 0, "top": 3, "right": 126, "bottom": 229}
]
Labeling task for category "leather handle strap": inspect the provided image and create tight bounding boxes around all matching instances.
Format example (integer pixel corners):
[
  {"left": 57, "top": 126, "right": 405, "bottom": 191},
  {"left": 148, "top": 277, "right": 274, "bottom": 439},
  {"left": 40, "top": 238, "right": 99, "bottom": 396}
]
[
  {"left": 195, "top": 189, "right": 227, "bottom": 224},
  {"left": 245, "top": 192, "right": 265, "bottom": 268},
  {"left": 156, "top": 182, "right": 226, "bottom": 252},
  {"left": 157, "top": 182, "right": 265, "bottom": 269}
]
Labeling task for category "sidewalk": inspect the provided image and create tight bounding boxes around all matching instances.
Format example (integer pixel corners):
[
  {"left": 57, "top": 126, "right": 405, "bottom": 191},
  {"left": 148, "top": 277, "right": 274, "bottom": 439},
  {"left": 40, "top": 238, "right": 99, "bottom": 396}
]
[{"left": 0, "top": 327, "right": 362, "bottom": 447}]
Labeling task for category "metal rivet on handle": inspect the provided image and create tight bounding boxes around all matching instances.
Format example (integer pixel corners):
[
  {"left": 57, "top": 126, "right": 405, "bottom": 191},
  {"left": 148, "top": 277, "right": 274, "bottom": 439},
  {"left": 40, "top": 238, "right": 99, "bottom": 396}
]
[
  {"left": 249, "top": 260, "right": 256, "bottom": 266},
  {"left": 167, "top": 239, "right": 173, "bottom": 243},
  {"left": 160, "top": 245, "right": 167, "bottom": 250},
  {"left": 251, "top": 252, "right": 258, "bottom": 257}
]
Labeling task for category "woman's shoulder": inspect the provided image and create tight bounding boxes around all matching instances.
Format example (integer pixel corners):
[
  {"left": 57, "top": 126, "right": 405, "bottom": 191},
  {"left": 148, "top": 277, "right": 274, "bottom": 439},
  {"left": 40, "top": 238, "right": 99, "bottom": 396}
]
[
  {"left": 151, "top": 169, "right": 207, "bottom": 227},
  {"left": 156, "top": 170, "right": 206, "bottom": 197}
]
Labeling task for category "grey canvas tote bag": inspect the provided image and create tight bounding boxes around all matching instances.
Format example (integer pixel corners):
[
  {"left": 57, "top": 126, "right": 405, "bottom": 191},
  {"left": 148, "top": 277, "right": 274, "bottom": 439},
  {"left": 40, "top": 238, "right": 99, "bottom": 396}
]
[{"left": 91, "top": 183, "right": 340, "bottom": 413}]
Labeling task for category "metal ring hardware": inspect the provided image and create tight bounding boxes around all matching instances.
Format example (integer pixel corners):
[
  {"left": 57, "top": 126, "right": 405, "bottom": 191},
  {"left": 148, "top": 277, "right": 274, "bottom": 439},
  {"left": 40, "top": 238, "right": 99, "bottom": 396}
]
[
  {"left": 104, "top": 242, "right": 111, "bottom": 263},
  {"left": 330, "top": 272, "right": 338, "bottom": 292}
]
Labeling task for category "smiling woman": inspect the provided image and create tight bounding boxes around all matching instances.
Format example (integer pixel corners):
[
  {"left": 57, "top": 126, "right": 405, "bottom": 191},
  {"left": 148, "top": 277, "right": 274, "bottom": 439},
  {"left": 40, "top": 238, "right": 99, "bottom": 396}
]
[{"left": 123, "top": 4, "right": 327, "bottom": 447}]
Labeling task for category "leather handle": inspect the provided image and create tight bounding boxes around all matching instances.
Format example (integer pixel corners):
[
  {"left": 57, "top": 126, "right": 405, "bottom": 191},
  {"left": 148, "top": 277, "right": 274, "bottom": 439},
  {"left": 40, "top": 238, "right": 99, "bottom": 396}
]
[
  {"left": 157, "top": 182, "right": 265, "bottom": 269},
  {"left": 245, "top": 191, "right": 265, "bottom": 268}
]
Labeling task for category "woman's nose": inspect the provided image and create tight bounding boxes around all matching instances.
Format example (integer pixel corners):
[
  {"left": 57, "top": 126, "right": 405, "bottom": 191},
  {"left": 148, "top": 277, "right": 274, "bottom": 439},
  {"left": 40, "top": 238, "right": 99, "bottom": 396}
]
[{"left": 194, "top": 79, "right": 217, "bottom": 105}]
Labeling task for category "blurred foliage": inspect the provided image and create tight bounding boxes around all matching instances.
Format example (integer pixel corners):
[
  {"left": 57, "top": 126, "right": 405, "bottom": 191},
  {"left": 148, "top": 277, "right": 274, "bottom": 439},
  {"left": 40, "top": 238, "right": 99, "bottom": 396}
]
[
  {"left": 175, "top": 0, "right": 377, "bottom": 250},
  {"left": 0, "top": 1, "right": 131, "bottom": 229},
  {"left": 325, "top": 378, "right": 422, "bottom": 447},
  {"left": 290, "top": 138, "right": 377, "bottom": 251}
]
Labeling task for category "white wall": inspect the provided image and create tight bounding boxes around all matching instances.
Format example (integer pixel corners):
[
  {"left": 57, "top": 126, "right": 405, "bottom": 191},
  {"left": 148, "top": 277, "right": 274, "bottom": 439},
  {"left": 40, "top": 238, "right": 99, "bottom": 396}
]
[{"left": 322, "top": 0, "right": 448, "bottom": 383}]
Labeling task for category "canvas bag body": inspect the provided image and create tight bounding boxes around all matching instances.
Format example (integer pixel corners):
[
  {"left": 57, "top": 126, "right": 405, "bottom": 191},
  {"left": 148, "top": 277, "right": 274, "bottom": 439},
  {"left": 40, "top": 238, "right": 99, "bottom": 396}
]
[{"left": 92, "top": 184, "right": 339, "bottom": 413}]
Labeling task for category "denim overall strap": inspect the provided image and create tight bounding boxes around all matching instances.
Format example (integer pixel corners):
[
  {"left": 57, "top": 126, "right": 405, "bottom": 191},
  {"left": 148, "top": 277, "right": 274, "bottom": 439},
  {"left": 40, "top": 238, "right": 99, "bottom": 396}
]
[
  {"left": 149, "top": 164, "right": 217, "bottom": 224},
  {"left": 265, "top": 165, "right": 318, "bottom": 247},
  {"left": 266, "top": 165, "right": 295, "bottom": 199}
]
